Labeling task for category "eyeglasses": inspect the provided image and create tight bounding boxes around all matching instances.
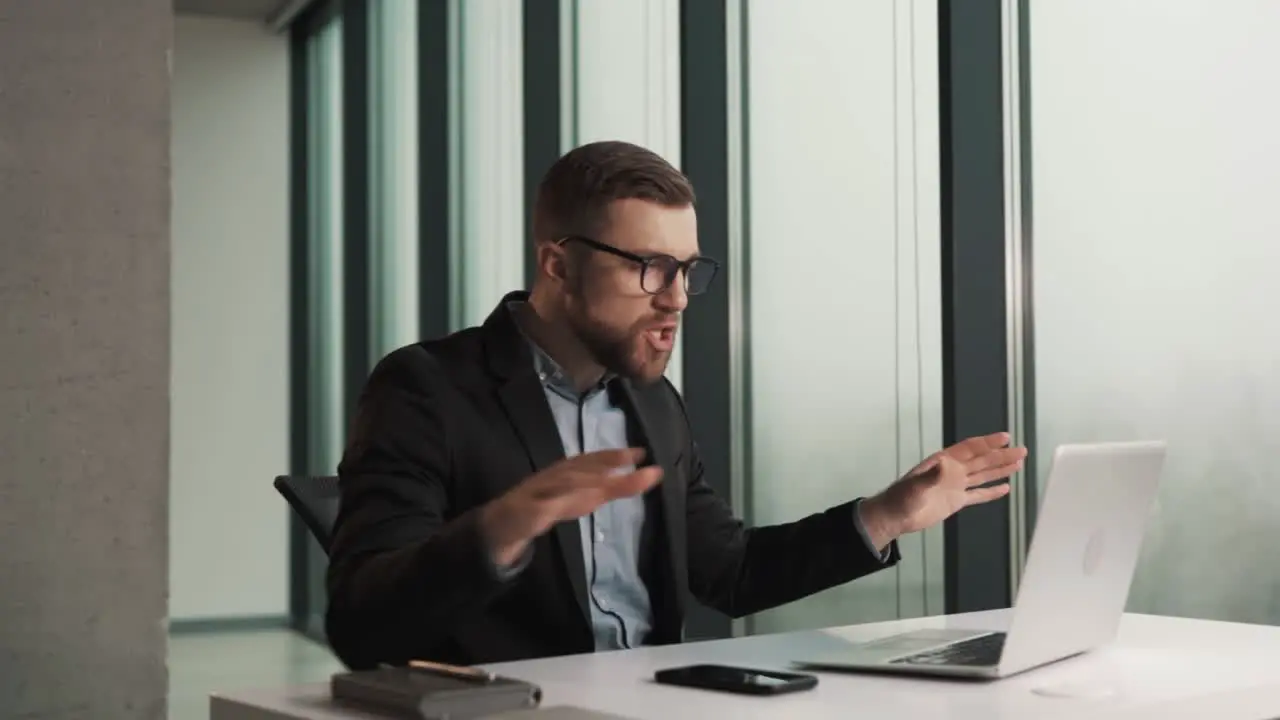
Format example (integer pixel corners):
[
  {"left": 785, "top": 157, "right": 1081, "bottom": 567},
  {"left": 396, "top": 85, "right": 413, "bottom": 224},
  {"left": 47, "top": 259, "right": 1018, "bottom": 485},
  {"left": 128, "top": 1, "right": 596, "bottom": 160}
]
[{"left": 557, "top": 236, "right": 721, "bottom": 296}]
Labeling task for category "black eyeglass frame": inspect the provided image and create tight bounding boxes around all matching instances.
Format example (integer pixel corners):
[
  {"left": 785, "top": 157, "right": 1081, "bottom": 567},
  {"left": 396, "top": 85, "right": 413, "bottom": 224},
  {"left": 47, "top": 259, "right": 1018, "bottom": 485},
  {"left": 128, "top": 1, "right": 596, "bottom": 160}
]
[{"left": 556, "top": 235, "right": 722, "bottom": 296}]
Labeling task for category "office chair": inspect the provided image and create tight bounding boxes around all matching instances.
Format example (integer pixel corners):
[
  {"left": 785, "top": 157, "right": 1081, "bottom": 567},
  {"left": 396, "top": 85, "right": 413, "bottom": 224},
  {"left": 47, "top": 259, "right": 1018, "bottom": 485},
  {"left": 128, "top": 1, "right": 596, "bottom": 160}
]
[{"left": 273, "top": 475, "right": 341, "bottom": 555}]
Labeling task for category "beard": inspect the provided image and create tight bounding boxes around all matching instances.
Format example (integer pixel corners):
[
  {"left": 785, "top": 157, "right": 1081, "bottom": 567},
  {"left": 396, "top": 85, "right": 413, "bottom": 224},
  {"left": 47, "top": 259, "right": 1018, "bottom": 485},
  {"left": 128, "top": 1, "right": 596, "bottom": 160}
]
[{"left": 566, "top": 303, "right": 674, "bottom": 385}]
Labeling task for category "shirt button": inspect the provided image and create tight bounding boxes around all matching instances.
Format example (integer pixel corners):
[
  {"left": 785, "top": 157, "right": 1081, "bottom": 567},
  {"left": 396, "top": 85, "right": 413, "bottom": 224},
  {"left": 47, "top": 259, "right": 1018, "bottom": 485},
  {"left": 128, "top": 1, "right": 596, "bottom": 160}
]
[{"left": 595, "top": 531, "right": 605, "bottom": 542}]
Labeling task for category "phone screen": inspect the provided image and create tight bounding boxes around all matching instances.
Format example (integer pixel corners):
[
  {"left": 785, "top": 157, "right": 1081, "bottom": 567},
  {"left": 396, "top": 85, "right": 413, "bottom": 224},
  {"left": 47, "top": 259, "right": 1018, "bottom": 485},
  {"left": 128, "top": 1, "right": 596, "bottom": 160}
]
[{"left": 654, "top": 664, "right": 817, "bottom": 695}]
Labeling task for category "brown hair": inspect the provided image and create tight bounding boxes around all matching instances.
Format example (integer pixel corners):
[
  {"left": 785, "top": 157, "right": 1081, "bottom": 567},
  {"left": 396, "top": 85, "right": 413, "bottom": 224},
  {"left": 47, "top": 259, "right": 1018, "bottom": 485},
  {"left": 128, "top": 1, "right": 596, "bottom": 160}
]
[{"left": 532, "top": 140, "right": 695, "bottom": 246}]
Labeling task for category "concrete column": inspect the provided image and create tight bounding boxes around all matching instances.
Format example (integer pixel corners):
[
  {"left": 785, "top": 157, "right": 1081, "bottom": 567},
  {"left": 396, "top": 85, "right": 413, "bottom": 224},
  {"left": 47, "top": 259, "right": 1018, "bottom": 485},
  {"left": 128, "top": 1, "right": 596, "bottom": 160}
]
[{"left": 0, "top": 1, "right": 172, "bottom": 717}]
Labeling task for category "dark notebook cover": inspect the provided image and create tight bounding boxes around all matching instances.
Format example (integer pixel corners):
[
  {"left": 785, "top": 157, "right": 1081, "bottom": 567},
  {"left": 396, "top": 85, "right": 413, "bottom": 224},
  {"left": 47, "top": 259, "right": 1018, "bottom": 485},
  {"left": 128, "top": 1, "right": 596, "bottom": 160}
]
[{"left": 331, "top": 666, "right": 542, "bottom": 719}]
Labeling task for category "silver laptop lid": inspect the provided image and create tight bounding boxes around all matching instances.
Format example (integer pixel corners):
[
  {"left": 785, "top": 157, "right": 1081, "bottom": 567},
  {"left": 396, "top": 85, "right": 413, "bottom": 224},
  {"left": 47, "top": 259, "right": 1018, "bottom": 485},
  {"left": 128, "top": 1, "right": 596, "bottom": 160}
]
[{"left": 997, "top": 441, "right": 1166, "bottom": 675}]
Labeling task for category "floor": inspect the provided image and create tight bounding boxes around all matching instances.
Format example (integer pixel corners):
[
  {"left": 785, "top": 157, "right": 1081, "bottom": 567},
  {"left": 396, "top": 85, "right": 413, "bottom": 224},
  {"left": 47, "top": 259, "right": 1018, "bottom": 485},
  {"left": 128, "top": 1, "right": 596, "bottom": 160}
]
[{"left": 168, "top": 627, "right": 344, "bottom": 719}]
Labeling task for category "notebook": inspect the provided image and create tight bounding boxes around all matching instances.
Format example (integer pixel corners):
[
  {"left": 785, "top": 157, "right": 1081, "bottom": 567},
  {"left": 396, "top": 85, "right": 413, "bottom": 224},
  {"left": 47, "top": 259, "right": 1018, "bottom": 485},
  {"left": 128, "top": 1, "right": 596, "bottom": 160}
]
[{"left": 331, "top": 664, "right": 542, "bottom": 719}]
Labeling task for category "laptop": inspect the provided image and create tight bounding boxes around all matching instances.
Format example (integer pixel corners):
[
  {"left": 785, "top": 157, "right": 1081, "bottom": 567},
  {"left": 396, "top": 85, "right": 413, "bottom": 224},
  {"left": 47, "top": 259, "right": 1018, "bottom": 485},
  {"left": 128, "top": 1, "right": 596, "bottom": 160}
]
[{"left": 793, "top": 440, "right": 1167, "bottom": 680}]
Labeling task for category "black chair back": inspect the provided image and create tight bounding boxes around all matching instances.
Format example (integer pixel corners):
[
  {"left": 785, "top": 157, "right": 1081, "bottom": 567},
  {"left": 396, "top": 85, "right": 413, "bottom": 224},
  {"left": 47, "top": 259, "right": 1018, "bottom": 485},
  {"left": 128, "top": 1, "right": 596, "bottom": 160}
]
[{"left": 273, "top": 475, "right": 340, "bottom": 555}]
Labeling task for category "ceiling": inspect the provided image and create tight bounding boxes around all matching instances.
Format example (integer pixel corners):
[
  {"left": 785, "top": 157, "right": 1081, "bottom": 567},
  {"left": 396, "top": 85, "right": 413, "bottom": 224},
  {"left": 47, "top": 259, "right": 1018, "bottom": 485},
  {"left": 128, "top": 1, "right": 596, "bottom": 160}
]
[{"left": 173, "top": 0, "right": 290, "bottom": 21}]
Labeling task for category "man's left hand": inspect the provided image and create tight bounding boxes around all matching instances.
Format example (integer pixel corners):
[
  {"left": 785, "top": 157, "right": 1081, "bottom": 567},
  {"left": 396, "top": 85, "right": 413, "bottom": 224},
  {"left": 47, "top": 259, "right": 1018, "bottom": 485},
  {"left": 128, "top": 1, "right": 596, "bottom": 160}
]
[{"left": 859, "top": 432, "right": 1027, "bottom": 552}]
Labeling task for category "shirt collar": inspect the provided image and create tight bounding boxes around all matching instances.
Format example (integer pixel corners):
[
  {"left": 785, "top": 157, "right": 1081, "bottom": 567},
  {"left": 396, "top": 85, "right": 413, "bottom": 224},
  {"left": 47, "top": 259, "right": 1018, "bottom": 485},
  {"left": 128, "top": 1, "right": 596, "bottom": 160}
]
[{"left": 507, "top": 300, "right": 613, "bottom": 398}]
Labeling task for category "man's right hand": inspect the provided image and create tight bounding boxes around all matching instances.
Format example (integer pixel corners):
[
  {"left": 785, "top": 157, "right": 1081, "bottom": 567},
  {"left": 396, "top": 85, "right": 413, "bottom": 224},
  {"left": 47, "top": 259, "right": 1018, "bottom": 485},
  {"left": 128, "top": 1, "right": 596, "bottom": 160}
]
[{"left": 479, "top": 448, "right": 663, "bottom": 567}]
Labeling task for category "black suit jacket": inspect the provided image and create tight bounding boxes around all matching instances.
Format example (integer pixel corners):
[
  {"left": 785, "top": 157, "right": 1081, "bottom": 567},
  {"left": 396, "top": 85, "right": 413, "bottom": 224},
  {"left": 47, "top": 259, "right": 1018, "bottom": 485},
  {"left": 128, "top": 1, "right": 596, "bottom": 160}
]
[{"left": 325, "top": 292, "right": 900, "bottom": 669}]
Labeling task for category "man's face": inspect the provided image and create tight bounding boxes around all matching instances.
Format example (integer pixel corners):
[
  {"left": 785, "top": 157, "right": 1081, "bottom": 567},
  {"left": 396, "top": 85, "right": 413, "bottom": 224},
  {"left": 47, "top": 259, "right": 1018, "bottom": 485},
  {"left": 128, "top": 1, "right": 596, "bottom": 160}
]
[{"left": 562, "top": 198, "right": 699, "bottom": 385}]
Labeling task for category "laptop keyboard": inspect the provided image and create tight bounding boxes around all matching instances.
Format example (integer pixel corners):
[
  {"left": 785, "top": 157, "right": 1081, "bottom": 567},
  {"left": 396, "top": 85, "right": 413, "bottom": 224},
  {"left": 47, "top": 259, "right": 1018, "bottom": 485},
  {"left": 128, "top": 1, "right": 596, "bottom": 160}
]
[{"left": 890, "top": 632, "right": 1007, "bottom": 667}]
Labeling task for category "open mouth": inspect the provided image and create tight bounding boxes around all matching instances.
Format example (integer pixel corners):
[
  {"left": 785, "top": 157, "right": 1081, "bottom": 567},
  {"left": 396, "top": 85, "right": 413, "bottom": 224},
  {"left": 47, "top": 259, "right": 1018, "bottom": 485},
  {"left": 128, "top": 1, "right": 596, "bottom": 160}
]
[{"left": 644, "top": 326, "right": 677, "bottom": 352}]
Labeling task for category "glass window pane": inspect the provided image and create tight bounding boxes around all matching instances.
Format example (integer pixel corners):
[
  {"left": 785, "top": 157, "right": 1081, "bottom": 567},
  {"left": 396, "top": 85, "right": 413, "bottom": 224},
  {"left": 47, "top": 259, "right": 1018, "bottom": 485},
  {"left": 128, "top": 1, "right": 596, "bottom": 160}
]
[
  {"left": 308, "top": 17, "right": 345, "bottom": 479},
  {"left": 298, "top": 12, "right": 346, "bottom": 638},
  {"left": 570, "top": 0, "right": 684, "bottom": 389},
  {"left": 370, "top": 0, "right": 420, "bottom": 358},
  {"left": 455, "top": 0, "right": 525, "bottom": 329},
  {"left": 1029, "top": 0, "right": 1280, "bottom": 624},
  {"left": 745, "top": 0, "right": 944, "bottom": 634}
]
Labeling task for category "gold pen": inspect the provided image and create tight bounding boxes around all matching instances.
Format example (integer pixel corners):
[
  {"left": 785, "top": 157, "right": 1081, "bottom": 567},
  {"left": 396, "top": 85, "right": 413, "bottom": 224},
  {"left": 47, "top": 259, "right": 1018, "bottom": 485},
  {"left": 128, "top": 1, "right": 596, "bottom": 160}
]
[{"left": 407, "top": 659, "right": 496, "bottom": 684}]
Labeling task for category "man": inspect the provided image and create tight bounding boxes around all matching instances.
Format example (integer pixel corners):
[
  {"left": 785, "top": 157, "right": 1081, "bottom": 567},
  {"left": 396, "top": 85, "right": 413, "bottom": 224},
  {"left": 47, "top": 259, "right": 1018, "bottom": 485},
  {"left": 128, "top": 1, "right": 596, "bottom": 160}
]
[{"left": 326, "top": 140, "right": 1025, "bottom": 670}]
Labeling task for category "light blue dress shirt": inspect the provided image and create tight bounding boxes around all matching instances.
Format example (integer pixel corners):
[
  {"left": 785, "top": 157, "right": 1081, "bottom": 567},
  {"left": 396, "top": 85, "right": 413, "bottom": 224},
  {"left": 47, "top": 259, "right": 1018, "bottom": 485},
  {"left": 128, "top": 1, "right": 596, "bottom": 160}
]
[{"left": 529, "top": 345, "right": 653, "bottom": 650}]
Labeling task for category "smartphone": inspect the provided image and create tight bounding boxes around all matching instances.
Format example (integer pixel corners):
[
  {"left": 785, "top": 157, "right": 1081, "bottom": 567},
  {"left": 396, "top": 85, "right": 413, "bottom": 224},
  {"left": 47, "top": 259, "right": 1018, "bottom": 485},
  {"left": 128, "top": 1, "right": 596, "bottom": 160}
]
[{"left": 652, "top": 664, "right": 818, "bottom": 696}]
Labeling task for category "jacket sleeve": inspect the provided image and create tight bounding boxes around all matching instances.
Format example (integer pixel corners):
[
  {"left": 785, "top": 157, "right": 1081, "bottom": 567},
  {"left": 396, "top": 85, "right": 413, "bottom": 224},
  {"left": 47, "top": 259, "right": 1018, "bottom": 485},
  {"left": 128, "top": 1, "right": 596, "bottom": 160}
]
[
  {"left": 324, "top": 346, "right": 517, "bottom": 669},
  {"left": 676, "top": 396, "right": 900, "bottom": 618}
]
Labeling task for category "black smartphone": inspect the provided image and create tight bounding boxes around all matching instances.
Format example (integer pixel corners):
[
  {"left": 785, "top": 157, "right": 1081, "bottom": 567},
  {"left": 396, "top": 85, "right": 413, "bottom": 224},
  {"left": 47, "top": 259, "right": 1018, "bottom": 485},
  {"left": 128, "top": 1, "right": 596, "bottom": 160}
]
[{"left": 653, "top": 664, "right": 818, "bottom": 696}]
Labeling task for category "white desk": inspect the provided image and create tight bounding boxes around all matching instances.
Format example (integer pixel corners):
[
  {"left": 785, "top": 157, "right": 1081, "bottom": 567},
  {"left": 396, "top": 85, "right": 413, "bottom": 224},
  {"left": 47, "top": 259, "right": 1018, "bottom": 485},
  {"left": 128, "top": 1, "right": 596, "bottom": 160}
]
[{"left": 211, "top": 610, "right": 1280, "bottom": 719}]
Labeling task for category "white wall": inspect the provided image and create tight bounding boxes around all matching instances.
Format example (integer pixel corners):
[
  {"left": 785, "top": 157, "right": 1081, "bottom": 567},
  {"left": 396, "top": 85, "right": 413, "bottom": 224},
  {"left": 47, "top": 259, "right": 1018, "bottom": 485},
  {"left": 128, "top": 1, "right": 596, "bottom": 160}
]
[
  {"left": 746, "top": 0, "right": 943, "bottom": 634},
  {"left": 170, "top": 15, "right": 289, "bottom": 621},
  {"left": 1030, "top": 0, "right": 1280, "bottom": 624}
]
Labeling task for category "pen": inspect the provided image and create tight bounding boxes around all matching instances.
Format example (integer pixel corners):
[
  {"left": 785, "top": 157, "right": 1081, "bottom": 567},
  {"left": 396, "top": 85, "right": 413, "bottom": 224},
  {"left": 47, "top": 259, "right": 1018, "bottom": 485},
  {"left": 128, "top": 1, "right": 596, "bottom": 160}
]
[{"left": 407, "top": 659, "right": 496, "bottom": 684}]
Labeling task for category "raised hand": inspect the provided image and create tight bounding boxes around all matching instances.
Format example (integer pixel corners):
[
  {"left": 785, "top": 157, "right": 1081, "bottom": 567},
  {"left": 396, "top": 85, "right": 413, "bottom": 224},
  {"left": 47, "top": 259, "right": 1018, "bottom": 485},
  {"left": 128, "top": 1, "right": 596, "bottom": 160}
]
[
  {"left": 859, "top": 432, "right": 1027, "bottom": 551},
  {"left": 480, "top": 448, "right": 663, "bottom": 566}
]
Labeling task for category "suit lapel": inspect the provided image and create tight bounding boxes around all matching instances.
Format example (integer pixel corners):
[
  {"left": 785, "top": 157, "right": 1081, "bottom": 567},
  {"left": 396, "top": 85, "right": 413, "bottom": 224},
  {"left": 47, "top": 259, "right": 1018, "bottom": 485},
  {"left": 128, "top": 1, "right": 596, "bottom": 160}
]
[
  {"left": 494, "top": 375, "right": 590, "bottom": 627},
  {"left": 496, "top": 375, "right": 565, "bottom": 475},
  {"left": 616, "top": 380, "right": 687, "bottom": 614},
  {"left": 484, "top": 294, "right": 591, "bottom": 629}
]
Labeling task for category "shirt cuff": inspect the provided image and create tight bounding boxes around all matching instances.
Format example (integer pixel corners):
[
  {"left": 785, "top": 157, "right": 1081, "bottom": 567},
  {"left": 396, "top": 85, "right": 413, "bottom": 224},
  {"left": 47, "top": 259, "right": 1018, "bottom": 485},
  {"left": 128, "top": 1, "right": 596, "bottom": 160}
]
[{"left": 851, "top": 498, "right": 894, "bottom": 563}]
